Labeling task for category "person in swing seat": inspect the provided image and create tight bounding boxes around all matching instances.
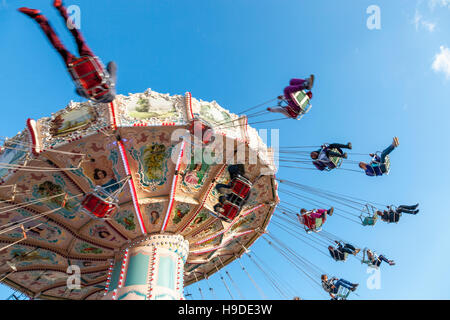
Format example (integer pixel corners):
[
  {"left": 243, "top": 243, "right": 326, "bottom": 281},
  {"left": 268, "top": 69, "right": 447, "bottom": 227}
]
[
  {"left": 19, "top": 0, "right": 117, "bottom": 103},
  {"left": 359, "top": 137, "right": 399, "bottom": 176},
  {"left": 267, "top": 75, "right": 314, "bottom": 119},
  {"left": 376, "top": 203, "right": 419, "bottom": 223},
  {"left": 310, "top": 142, "right": 352, "bottom": 171},
  {"left": 363, "top": 249, "right": 395, "bottom": 267},
  {"left": 296, "top": 207, "right": 333, "bottom": 231},
  {"left": 328, "top": 241, "right": 360, "bottom": 261},
  {"left": 321, "top": 274, "right": 358, "bottom": 300}
]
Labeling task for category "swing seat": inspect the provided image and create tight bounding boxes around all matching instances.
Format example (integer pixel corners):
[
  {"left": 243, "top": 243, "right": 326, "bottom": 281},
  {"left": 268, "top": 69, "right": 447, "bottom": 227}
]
[
  {"left": 188, "top": 118, "right": 215, "bottom": 145},
  {"left": 335, "top": 286, "right": 351, "bottom": 300},
  {"left": 371, "top": 153, "right": 391, "bottom": 175},
  {"left": 81, "top": 187, "right": 118, "bottom": 219},
  {"left": 304, "top": 216, "right": 323, "bottom": 233},
  {"left": 383, "top": 156, "right": 391, "bottom": 174},
  {"left": 68, "top": 56, "right": 111, "bottom": 102},
  {"left": 323, "top": 147, "right": 344, "bottom": 171},
  {"left": 289, "top": 90, "right": 312, "bottom": 119},
  {"left": 361, "top": 215, "right": 377, "bottom": 226},
  {"left": 360, "top": 204, "right": 379, "bottom": 226},
  {"left": 215, "top": 200, "right": 240, "bottom": 222},
  {"left": 230, "top": 176, "right": 252, "bottom": 200}
]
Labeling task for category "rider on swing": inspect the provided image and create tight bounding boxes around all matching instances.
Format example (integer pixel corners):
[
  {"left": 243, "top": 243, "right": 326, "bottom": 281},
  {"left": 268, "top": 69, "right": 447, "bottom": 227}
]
[
  {"left": 296, "top": 207, "right": 333, "bottom": 232},
  {"left": 328, "top": 241, "right": 360, "bottom": 261},
  {"left": 267, "top": 76, "right": 314, "bottom": 119},
  {"left": 376, "top": 203, "right": 419, "bottom": 223},
  {"left": 363, "top": 249, "right": 395, "bottom": 267},
  {"left": 310, "top": 142, "right": 352, "bottom": 171},
  {"left": 321, "top": 274, "right": 358, "bottom": 300},
  {"left": 359, "top": 137, "right": 399, "bottom": 176},
  {"left": 19, "top": 1, "right": 117, "bottom": 103}
]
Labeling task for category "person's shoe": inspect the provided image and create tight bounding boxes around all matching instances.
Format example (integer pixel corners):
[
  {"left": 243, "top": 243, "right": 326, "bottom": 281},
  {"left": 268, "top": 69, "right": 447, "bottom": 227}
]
[
  {"left": 413, "top": 209, "right": 419, "bottom": 214},
  {"left": 267, "top": 107, "right": 272, "bottom": 112},
  {"left": 306, "top": 74, "right": 315, "bottom": 90},
  {"left": 351, "top": 284, "right": 359, "bottom": 291},
  {"left": 389, "top": 260, "right": 396, "bottom": 266},
  {"left": 393, "top": 136, "right": 400, "bottom": 147},
  {"left": 327, "top": 207, "right": 334, "bottom": 216},
  {"left": 334, "top": 240, "right": 340, "bottom": 245},
  {"left": 354, "top": 248, "right": 361, "bottom": 255},
  {"left": 347, "top": 142, "right": 352, "bottom": 149},
  {"left": 18, "top": 7, "right": 41, "bottom": 18},
  {"left": 53, "top": 0, "right": 63, "bottom": 8},
  {"left": 342, "top": 153, "right": 348, "bottom": 159},
  {"left": 277, "top": 95, "right": 284, "bottom": 100}
]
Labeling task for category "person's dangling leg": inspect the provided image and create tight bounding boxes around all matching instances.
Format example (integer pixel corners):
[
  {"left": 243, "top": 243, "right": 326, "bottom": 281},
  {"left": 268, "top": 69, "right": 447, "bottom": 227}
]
[
  {"left": 18, "top": 8, "right": 76, "bottom": 65},
  {"left": 328, "top": 143, "right": 352, "bottom": 150},
  {"left": 267, "top": 106, "right": 293, "bottom": 118},
  {"left": 398, "top": 204, "right": 419, "bottom": 210},
  {"left": 334, "top": 279, "right": 353, "bottom": 290},
  {"left": 284, "top": 84, "right": 306, "bottom": 100},
  {"left": 53, "top": 0, "right": 95, "bottom": 57},
  {"left": 343, "top": 243, "right": 358, "bottom": 254},
  {"left": 396, "top": 207, "right": 418, "bottom": 214},
  {"left": 326, "top": 149, "right": 347, "bottom": 159},
  {"left": 340, "top": 247, "right": 354, "bottom": 255},
  {"left": 290, "top": 75, "right": 314, "bottom": 90},
  {"left": 289, "top": 78, "right": 307, "bottom": 86},
  {"left": 379, "top": 255, "right": 395, "bottom": 266},
  {"left": 380, "top": 137, "right": 399, "bottom": 163}
]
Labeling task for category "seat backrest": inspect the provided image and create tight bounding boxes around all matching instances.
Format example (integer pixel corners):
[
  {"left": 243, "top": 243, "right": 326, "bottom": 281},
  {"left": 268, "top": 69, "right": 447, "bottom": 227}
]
[
  {"left": 362, "top": 216, "right": 377, "bottom": 226},
  {"left": 291, "top": 90, "right": 311, "bottom": 112}
]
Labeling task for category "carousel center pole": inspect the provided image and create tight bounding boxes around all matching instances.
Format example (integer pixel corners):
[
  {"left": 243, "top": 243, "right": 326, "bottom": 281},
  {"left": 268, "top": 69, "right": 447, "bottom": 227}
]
[{"left": 103, "top": 234, "right": 189, "bottom": 300}]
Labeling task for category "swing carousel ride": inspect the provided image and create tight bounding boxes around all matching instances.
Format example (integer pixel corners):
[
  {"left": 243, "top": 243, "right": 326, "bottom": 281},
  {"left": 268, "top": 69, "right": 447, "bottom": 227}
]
[
  {"left": 0, "top": 90, "right": 278, "bottom": 300},
  {"left": 0, "top": 2, "right": 415, "bottom": 301}
]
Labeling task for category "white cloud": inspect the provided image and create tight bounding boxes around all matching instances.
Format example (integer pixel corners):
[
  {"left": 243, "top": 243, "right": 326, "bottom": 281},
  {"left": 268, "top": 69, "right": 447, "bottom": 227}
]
[
  {"left": 413, "top": 10, "right": 436, "bottom": 32},
  {"left": 432, "top": 46, "right": 450, "bottom": 78},
  {"left": 429, "top": 0, "right": 450, "bottom": 10}
]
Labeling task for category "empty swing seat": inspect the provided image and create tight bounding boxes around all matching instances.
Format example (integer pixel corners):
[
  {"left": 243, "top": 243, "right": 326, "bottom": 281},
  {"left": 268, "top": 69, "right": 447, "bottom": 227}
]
[
  {"left": 68, "top": 56, "right": 111, "bottom": 102},
  {"left": 361, "top": 216, "right": 377, "bottom": 226},
  {"left": 81, "top": 190, "right": 118, "bottom": 219},
  {"left": 230, "top": 176, "right": 252, "bottom": 200},
  {"left": 216, "top": 200, "right": 240, "bottom": 222}
]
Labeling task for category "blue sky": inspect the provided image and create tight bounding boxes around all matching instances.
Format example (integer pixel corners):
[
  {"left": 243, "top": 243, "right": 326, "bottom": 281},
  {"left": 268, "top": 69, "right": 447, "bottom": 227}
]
[{"left": 1, "top": 0, "right": 449, "bottom": 300}]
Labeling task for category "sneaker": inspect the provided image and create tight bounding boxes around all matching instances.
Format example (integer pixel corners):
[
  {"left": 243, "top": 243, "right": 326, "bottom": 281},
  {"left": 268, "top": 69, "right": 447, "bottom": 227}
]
[
  {"left": 393, "top": 137, "right": 400, "bottom": 147},
  {"left": 347, "top": 142, "right": 352, "bottom": 150},
  {"left": 267, "top": 107, "right": 272, "bottom": 112},
  {"left": 53, "top": 0, "right": 63, "bottom": 8},
  {"left": 327, "top": 207, "right": 334, "bottom": 216},
  {"left": 307, "top": 74, "right": 315, "bottom": 90},
  {"left": 389, "top": 261, "right": 396, "bottom": 266},
  {"left": 413, "top": 209, "right": 419, "bottom": 214},
  {"left": 18, "top": 7, "right": 41, "bottom": 17},
  {"left": 342, "top": 153, "right": 348, "bottom": 159},
  {"left": 351, "top": 284, "right": 359, "bottom": 291},
  {"left": 354, "top": 248, "right": 361, "bottom": 255}
]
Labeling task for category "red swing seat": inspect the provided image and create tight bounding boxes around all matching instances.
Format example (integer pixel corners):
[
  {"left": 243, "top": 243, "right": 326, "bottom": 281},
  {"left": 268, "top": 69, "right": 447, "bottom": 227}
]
[
  {"left": 81, "top": 188, "right": 118, "bottom": 219},
  {"left": 216, "top": 200, "right": 240, "bottom": 222},
  {"left": 188, "top": 118, "right": 215, "bottom": 145},
  {"left": 230, "top": 176, "right": 252, "bottom": 199},
  {"left": 68, "top": 56, "right": 111, "bottom": 102}
]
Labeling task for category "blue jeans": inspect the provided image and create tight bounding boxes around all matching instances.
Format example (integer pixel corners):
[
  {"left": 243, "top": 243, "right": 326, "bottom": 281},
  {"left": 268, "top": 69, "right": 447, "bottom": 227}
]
[
  {"left": 376, "top": 144, "right": 395, "bottom": 173},
  {"left": 334, "top": 279, "right": 354, "bottom": 291}
]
